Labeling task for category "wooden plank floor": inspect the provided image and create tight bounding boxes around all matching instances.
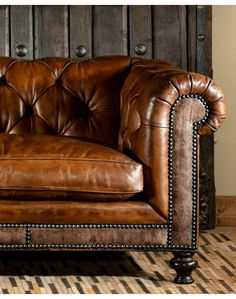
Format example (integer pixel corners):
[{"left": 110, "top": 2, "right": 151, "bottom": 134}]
[{"left": 0, "top": 227, "right": 234, "bottom": 294}]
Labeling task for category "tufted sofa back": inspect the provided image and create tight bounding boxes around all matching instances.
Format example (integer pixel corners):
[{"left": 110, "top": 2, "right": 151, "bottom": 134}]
[{"left": 0, "top": 56, "right": 131, "bottom": 147}]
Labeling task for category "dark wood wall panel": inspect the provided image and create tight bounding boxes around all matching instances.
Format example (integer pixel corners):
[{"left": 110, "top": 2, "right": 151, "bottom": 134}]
[
  {"left": 153, "top": 6, "right": 187, "bottom": 69},
  {"left": 187, "top": 6, "right": 197, "bottom": 72},
  {"left": 34, "top": 5, "right": 69, "bottom": 58},
  {"left": 196, "top": 6, "right": 214, "bottom": 229},
  {"left": 93, "top": 6, "right": 128, "bottom": 56},
  {"left": 10, "top": 6, "right": 33, "bottom": 59},
  {"left": 197, "top": 6, "right": 212, "bottom": 77},
  {"left": 69, "top": 6, "right": 92, "bottom": 60},
  {"left": 129, "top": 6, "right": 152, "bottom": 58},
  {"left": 0, "top": 6, "right": 9, "bottom": 56}
]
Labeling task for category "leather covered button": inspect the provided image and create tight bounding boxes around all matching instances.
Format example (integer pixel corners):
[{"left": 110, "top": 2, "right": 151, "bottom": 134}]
[
  {"left": 0, "top": 75, "right": 6, "bottom": 86},
  {"left": 56, "top": 77, "right": 62, "bottom": 85},
  {"left": 79, "top": 105, "right": 90, "bottom": 118},
  {"left": 26, "top": 105, "right": 33, "bottom": 116},
  {"left": 80, "top": 110, "right": 90, "bottom": 118}
]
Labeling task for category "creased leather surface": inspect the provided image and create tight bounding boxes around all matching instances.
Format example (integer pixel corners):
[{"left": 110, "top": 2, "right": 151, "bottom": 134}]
[
  {"left": 120, "top": 57, "right": 227, "bottom": 219},
  {"left": 0, "top": 228, "right": 25, "bottom": 244},
  {"left": 0, "top": 56, "right": 226, "bottom": 232},
  {"left": 0, "top": 200, "right": 166, "bottom": 224},
  {"left": 0, "top": 56, "right": 131, "bottom": 147},
  {"left": 172, "top": 99, "right": 205, "bottom": 245},
  {"left": 31, "top": 227, "right": 167, "bottom": 245},
  {"left": 0, "top": 134, "right": 143, "bottom": 200}
]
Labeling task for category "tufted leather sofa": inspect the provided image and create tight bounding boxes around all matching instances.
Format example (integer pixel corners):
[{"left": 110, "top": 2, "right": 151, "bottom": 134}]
[{"left": 0, "top": 56, "right": 226, "bottom": 284}]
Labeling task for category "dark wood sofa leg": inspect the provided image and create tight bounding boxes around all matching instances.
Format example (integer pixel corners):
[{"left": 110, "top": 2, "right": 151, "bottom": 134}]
[{"left": 170, "top": 252, "right": 197, "bottom": 284}]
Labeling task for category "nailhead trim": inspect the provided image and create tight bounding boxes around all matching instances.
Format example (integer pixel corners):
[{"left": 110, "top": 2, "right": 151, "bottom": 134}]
[
  {"left": 0, "top": 243, "right": 196, "bottom": 251},
  {"left": 168, "top": 93, "right": 209, "bottom": 248},
  {"left": 0, "top": 223, "right": 167, "bottom": 229},
  {"left": 25, "top": 226, "right": 31, "bottom": 245},
  {"left": 0, "top": 94, "right": 208, "bottom": 251}
]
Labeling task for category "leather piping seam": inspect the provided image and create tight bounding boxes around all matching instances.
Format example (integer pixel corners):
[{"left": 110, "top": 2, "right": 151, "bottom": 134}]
[
  {"left": 0, "top": 158, "right": 141, "bottom": 165},
  {"left": 167, "top": 93, "right": 209, "bottom": 248},
  {"left": 0, "top": 187, "right": 142, "bottom": 193}
]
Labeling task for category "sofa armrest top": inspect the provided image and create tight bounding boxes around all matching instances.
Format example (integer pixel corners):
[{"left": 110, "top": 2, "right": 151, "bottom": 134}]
[{"left": 120, "top": 58, "right": 226, "bottom": 140}]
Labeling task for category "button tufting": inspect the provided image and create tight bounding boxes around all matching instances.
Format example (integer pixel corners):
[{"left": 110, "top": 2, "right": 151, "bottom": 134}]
[
  {"left": 56, "top": 77, "right": 62, "bottom": 85},
  {"left": 0, "top": 75, "right": 6, "bottom": 86},
  {"left": 80, "top": 107, "right": 91, "bottom": 118},
  {"left": 80, "top": 109, "right": 90, "bottom": 118},
  {"left": 26, "top": 105, "right": 34, "bottom": 116}
]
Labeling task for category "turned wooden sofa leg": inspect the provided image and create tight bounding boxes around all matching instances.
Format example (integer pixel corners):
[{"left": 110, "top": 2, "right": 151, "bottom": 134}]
[{"left": 170, "top": 251, "right": 198, "bottom": 284}]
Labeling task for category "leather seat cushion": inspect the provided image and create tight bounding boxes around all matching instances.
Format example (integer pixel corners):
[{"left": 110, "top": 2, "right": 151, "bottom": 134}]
[{"left": 0, "top": 134, "right": 143, "bottom": 201}]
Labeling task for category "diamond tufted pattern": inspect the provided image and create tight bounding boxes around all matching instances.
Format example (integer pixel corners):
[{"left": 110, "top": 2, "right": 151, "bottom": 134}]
[
  {"left": 0, "top": 55, "right": 226, "bottom": 222},
  {"left": 0, "top": 56, "right": 132, "bottom": 147}
]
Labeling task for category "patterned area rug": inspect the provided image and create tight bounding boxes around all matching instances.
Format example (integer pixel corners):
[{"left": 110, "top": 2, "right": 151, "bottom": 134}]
[{"left": 0, "top": 228, "right": 235, "bottom": 294}]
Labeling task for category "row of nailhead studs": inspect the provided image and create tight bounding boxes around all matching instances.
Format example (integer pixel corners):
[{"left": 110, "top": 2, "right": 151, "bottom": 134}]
[
  {"left": 0, "top": 224, "right": 168, "bottom": 229},
  {"left": 26, "top": 226, "right": 31, "bottom": 245},
  {"left": 0, "top": 243, "right": 197, "bottom": 250},
  {"left": 191, "top": 96, "right": 209, "bottom": 246},
  {"left": 167, "top": 94, "right": 210, "bottom": 247}
]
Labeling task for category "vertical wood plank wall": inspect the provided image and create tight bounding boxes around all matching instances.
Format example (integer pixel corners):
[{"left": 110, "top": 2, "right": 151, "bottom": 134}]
[
  {"left": 34, "top": 6, "right": 69, "bottom": 58},
  {"left": 153, "top": 6, "right": 187, "bottom": 69},
  {"left": 10, "top": 6, "right": 33, "bottom": 60},
  {"left": 0, "top": 6, "right": 9, "bottom": 56},
  {"left": 93, "top": 6, "right": 128, "bottom": 56},
  {"left": 129, "top": 6, "right": 152, "bottom": 58},
  {"left": 0, "top": 5, "right": 214, "bottom": 228},
  {"left": 69, "top": 6, "right": 92, "bottom": 60},
  {"left": 0, "top": 4, "right": 197, "bottom": 67}
]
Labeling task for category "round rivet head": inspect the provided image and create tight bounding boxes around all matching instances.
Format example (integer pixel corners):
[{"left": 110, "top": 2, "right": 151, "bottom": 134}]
[
  {"left": 75, "top": 46, "right": 87, "bottom": 58},
  {"left": 197, "top": 34, "right": 205, "bottom": 41},
  {"left": 134, "top": 43, "right": 147, "bottom": 56},
  {"left": 15, "top": 45, "right": 28, "bottom": 57}
]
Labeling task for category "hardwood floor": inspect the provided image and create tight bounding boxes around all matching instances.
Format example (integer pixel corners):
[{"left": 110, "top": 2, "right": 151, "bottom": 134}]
[{"left": 0, "top": 228, "right": 234, "bottom": 294}]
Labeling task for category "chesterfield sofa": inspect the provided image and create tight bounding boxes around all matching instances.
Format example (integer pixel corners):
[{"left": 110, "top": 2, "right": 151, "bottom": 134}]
[{"left": 0, "top": 56, "right": 226, "bottom": 284}]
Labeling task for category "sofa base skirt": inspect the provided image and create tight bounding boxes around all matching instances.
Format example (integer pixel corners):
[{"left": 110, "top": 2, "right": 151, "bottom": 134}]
[
  {"left": 0, "top": 200, "right": 196, "bottom": 251},
  {"left": 0, "top": 224, "right": 168, "bottom": 249},
  {"left": 0, "top": 223, "right": 197, "bottom": 251}
]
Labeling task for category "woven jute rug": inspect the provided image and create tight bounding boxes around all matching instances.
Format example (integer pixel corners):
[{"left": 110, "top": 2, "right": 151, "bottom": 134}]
[{"left": 0, "top": 228, "right": 234, "bottom": 294}]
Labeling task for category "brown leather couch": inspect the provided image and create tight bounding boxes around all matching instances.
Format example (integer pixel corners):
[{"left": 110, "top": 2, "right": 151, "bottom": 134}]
[{"left": 0, "top": 56, "right": 226, "bottom": 284}]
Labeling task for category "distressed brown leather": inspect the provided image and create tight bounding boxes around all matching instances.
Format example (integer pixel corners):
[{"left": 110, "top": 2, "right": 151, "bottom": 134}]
[
  {"left": 31, "top": 227, "right": 167, "bottom": 246},
  {"left": 0, "top": 200, "right": 166, "bottom": 224},
  {"left": 0, "top": 226, "right": 167, "bottom": 246},
  {"left": 171, "top": 99, "right": 205, "bottom": 245},
  {"left": 0, "top": 228, "right": 25, "bottom": 244},
  {"left": 0, "top": 56, "right": 226, "bottom": 248},
  {"left": 0, "top": 134, "right": 143, "bottom": 200}
]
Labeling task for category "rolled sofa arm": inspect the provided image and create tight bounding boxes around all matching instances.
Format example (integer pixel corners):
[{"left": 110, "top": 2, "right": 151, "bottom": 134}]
[{"left": 119, "top": 58, "right": 226, "bottom": 247}]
